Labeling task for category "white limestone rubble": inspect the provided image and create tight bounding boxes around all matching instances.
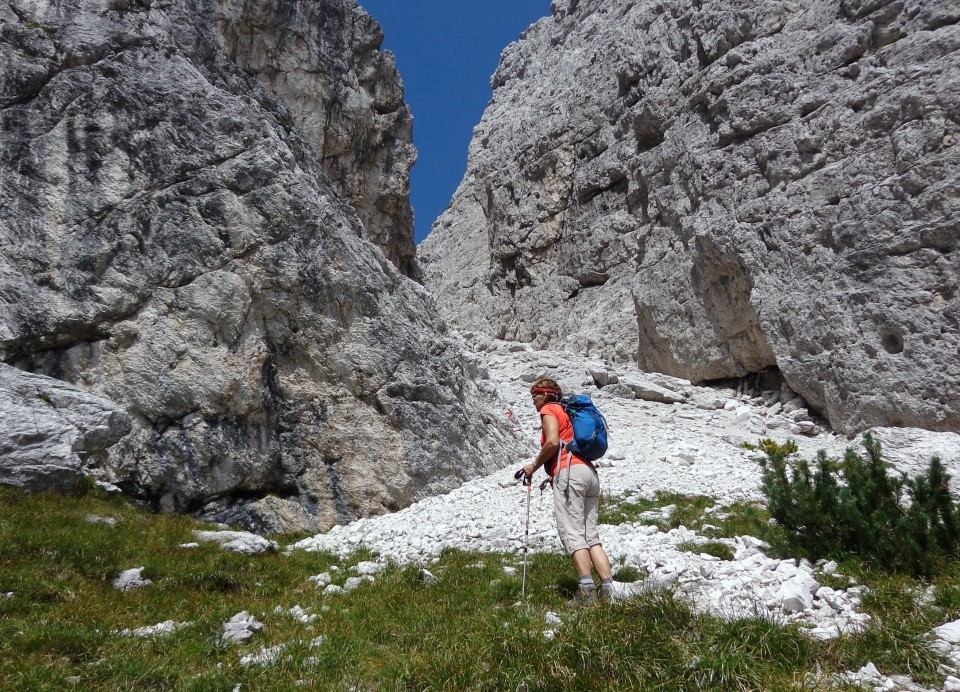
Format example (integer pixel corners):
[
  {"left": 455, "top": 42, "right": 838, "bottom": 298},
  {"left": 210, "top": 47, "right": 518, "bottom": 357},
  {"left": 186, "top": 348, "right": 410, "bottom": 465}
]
[{"left": 292, "top": 340, "right": 960, "bottom": 651}]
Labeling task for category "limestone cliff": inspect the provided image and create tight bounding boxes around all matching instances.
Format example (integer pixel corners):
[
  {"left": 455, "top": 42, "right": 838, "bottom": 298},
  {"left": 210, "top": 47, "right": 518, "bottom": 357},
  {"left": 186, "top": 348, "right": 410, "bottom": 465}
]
[
  {"left": 420, "top": 0, "right": 960, "bottom": 434},
  {"left": 205, "top": 0, "right": 417, "bottom": 275},
  {"left": 0, "top": 0, "right": 520, "bottom": 532}
]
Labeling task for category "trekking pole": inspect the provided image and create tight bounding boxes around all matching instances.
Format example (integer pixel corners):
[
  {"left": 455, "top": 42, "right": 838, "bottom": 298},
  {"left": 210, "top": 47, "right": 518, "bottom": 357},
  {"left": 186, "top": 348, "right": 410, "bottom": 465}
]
[{"left": 514, "top": 468, "right": 532, "bottom": 599}]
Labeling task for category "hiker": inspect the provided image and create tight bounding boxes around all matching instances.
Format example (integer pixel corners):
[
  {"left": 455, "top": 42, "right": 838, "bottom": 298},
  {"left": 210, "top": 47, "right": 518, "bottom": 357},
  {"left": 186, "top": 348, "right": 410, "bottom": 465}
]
[{"left": 523, "top": 377, "right": 615, "bottom": 603}]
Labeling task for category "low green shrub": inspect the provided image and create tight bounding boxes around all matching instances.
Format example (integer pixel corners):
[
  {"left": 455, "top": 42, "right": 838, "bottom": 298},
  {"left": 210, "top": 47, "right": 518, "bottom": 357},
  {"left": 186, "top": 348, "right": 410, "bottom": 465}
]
[{"left": 754, "top": 433, "right": 960, "bottom": 577}]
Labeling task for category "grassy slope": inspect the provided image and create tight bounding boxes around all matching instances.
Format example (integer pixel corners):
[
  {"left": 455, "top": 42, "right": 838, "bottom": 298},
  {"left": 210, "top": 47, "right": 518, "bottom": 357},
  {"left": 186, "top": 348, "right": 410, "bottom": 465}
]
[{"left": 0, "top": 486, "right": 956, "bottom": 690}]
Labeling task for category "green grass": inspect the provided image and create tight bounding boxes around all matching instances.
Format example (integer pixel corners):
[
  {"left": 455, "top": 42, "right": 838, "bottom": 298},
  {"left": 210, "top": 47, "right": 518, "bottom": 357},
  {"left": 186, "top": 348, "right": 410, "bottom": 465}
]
[
  {"left": 599, "top": 490, "right": 716, "bottom": 530},
  {"left": 1, "top": 486, "right": 957, "bottom": 690},
  {"left": 612, "top": 565, "right": 644, "bottom": 582},
  {"left": 677, "top": 540, "right": 735, "bottom": 561}
]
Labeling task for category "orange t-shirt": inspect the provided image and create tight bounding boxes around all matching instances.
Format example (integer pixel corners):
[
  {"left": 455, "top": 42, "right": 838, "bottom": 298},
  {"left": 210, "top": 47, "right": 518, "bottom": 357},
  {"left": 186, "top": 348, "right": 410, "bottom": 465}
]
[{"left": 540, "top": 402, "right": 589, "bottom": 477}]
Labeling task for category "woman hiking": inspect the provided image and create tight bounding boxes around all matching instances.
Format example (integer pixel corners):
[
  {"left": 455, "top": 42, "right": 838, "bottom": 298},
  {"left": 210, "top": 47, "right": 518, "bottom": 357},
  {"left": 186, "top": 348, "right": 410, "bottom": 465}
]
[{"left": 523, "top": 377, "right": 615, "bottom": 604}]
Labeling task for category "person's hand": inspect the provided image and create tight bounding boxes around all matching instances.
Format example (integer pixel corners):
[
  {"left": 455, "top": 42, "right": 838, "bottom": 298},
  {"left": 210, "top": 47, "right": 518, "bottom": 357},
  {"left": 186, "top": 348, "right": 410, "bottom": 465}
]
[{"left": 523, "top": 463, "right": 535, "bottom": 481}]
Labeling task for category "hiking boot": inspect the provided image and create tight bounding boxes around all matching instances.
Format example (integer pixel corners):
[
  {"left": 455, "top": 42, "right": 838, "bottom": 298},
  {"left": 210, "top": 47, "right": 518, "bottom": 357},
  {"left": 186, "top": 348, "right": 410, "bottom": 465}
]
[
  {"left": 574, "top": 586, "right": 597, "bottom": 606},
  {"left": 597, "top": 584, "right": 616, "bottom": 603}
]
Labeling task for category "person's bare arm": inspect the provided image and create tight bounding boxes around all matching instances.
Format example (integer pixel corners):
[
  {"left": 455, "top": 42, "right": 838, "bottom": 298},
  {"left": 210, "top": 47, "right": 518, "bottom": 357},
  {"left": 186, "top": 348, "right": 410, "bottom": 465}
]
[{"left": 524, "top": 413, "right": 560, "bottom": 479}]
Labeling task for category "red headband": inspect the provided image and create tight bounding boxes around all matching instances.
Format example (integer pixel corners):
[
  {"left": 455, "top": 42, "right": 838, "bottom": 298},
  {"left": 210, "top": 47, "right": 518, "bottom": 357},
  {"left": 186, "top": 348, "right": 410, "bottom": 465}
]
[{"left": 531, "top": 387, "right": 561, "bottom": 395}]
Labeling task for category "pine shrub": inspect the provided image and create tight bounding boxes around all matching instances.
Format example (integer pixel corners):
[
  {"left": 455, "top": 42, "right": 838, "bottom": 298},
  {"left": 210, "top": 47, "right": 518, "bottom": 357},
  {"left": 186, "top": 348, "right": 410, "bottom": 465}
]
[{"left": 754, "top": 434, "right": 960, "bottom": 577}]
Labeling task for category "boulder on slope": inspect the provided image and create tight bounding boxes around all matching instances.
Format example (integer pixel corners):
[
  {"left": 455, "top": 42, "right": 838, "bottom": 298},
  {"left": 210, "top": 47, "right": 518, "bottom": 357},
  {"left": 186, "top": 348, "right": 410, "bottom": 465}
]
[{"left": 0, "top": 364, "right": 131, "bottom": 493}]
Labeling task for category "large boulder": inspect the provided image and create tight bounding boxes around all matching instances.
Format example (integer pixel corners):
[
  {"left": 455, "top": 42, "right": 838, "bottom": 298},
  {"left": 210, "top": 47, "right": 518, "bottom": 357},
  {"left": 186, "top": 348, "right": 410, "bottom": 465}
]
[
  {"left": 0, "top": 364, "right": 131, "bottom": 492},
  {"left": 0, "top": 0, "right": 520, "bottom": 531},
  {"left": 419, "top": 0, "right": 960, "bottom": 435}
]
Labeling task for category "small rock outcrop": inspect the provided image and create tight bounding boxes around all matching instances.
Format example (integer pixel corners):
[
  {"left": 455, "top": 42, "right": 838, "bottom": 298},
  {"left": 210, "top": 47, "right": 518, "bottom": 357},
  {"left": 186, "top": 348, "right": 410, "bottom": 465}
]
[
  {"left": 112, "top": 567, "right": 153, "bottom": 592},
  {"left": 0, "top": 0, "right": 520, "bottom": 531},
  {"left": 420, "top": 0, "right": 960, "bottom": 434},
  {"left": 192, "top": 530, "right": 279, "bottom": 555},
  {"left": 222, "top": 611, "right": 265, "bottom": 644},
  {"left": 0, "top": 364, "right": 131, "bottom": 493}
]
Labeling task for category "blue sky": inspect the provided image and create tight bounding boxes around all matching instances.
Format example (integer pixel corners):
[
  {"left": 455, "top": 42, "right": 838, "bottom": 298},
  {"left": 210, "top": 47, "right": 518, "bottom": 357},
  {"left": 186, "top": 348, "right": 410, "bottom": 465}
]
[{"left": 358, "top": 1, "right": 552, "bottom": 244}]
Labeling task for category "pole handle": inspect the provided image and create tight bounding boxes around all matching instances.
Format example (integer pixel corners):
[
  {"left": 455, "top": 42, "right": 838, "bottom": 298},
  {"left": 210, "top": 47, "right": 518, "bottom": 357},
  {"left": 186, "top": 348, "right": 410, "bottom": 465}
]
[{"left": 514, "top": 467, "right": 532, "bottom": 487}]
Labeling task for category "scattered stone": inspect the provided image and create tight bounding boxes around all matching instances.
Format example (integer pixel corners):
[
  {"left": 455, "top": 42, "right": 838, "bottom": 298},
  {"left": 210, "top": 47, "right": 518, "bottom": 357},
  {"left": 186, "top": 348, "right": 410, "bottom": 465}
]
[
  {"left": 192, "top": 531, "right": 279, "bottom": 556},
  {"left": 911, "top": 586, "right": 936, "bottom": 609},
  {"left": 782, "top": 398, "right": 807, "bottom": 415},
  {"left": 354, "top": 560, "right": 385, "bottom": 576},
  {"left": 639, "top": 504, "right": 676, "bottom": 521},
  {"left": 779, "top": 577, "right": 814, "bottom": 614},
  {"left": 621, "top": 378, "right": 686, "bottom": 405},
  {"left": 308, "top": 572, "right": 332, "bottom": 587},
  {"left": 934, "top": 619, "right": 960, "bottom": 645},
  {"left": 859, "top": 662, "right": 882, "bottom": 681},
  {"left": 589, "top": 369, "right": 618, "bottom": 388},
  {"left": 113, "top": 567, "right": 153, "bottom": 592},
  {"left": 118, "top": 620, "right": 191, "bottom": 638},
  {"left": 343, "top": 576, "right": 374, "bottom": 592},
  {"left": 277, "top": 605, "right": 317, "bottom": 623},
  {"left": 603, "top": 383, "right": 638, "bottom": 400},
  {"left": 240, "top": 644, "right": 285, "bottom": 667},
  {"left": 84, "top": 515, "right": 118, "bottom": 527},
  {"left": 804, "top": 625, "right": 840, "bottom": 642},
  {"left": 222, "top": 611, "right": 265, "bottom": 644}
]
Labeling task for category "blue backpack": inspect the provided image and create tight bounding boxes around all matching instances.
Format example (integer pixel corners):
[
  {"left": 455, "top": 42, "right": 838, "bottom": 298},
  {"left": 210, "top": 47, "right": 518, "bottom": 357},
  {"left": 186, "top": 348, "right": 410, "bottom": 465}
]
[{"left": 561, "top": 395, "right": 608, "bottom": 462}]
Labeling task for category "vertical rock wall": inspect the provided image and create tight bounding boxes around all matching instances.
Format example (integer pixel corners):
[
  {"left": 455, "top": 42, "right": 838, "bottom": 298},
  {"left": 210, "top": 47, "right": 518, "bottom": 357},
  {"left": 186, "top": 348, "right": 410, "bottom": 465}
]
[
  {"left": 0, "top": 0, "right": 520, "bottom": 532},
  {"left": 420, "top": 0, "right": 960, "bottom": 434},
  {"left": 206, "top": 0, "right": 417, "bottom": 276}
]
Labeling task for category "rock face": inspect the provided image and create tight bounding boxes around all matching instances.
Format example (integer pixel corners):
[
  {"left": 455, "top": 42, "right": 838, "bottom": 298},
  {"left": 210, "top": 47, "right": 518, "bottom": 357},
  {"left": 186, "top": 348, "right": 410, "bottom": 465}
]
[
  {"left": 419, "top": 0, "right": 960, "bottom": 435},
  {"left": 0, "top": 364, "right": 132, "bottom": 493},
  {"left": 205, "top": 0, "right": 417, "bottom": 276},
  {"left": 0, "top": 0, "right": 519, "bottom": 532}
]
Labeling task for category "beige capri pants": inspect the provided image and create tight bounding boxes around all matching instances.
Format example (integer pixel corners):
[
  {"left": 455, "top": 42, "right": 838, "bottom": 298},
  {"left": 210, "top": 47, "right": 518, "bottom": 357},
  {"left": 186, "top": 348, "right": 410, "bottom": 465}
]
[{"left": 553, "top": 463, "right": 602, "bottom": 555}]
